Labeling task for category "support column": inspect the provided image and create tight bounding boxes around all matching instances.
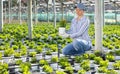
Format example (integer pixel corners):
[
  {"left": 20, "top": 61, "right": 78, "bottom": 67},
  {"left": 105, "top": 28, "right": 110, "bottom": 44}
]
[
  {"left": 5, "top": 4, "right": 7, "bottom": 23},
  {"left": 0, "top": 0, "right": 3, "bottom": 32},
  {"left": 61, "top": 0, "right": 64, "bottom": 20},
  {"left": 47, "top": 1, "right": 49, "bottom": 23},
  {"left": 28, "top": 0, "right": 33, "bottom": 39},
  {"left": 53, "top": 0, "right": 56, "bottom": 28},
  {"left": 19, "top": 0, "right": 22, "bottom": 24},
  {"left": 95, "top": 0, "right": 104, "bottom": 51},
  {"left": 8, "top": 0, "right": 11, "bottom": 23},
  {"left": 34, "top": 0, "right": 38, "bottom": 25},
  {"left": 114, "top": 3, "right": 117, "bottom": 24}
]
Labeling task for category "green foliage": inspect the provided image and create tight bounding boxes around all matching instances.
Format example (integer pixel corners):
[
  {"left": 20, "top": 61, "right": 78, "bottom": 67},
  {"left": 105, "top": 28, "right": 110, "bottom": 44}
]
[
  {"left": 0, "top": 46, "right": 4, "bottom": 50},
  {"left": 12, "top": 45, "right": 19, "bottom": 50},
  {"left": 30, "top": 57, "right": 37, "bottom": 63},
  {"left": 39, "top": 59, "right": 48, "bottom": 66},
  {"left": 59, "top": 19, "right": 67, "bottom": 27},
  {"left": 0, "top": 63, "right": 8, "bottom": 74},
  {"left": 15, "top": 60, "right": 22, "bottom": 65},
  {"left": 99, "top": 60, "right": 109, "bottom": 67},
  {"left": 60, "top": 62, "right": 71, "bottom": 68},
  {"left": 51, "top": 56, "right": 58, "bottom": 63},
  {"left": 50, "top": 44, "right": 58, "bottom": 52},
  {"left": 20, "top": 48, "right": 27, "bottom": 56},
  {"left": 106, "top": 54, "right": 115, "bottom": 62},
  {"left": 56, "top": 70, "right": 66, "bottom": 74},
  {"left": 65, "top": 66, "right": 73, "bottom": 74},
  {"left": 98, "top": 67, "right": 108, "bottom": 73},
  {"left": 94, "top": 57, "right": 103, "bottom": 64},
  {"left": 75, "top": 56, "right": 83, "bottom": 63},
  {"left": 115, "top": 49, "right": 120, "bottom": 56},
  {"left": 0, "top": 52, "right": 2, "bottom": 60},
  {"left": 89, "top": 54, "right": 96, "bottom": 60},
  {"left": 94, "top": 50, "right": 102, "bottom": 56},
  {"left": 106, "top": 69, "right": 118, "bottom": 74},
  {"left": 29, "top": 52, "right": 36, "bottom": 57},
  {"left": 46, "top": 50, "right": 52, "bottom": 55},
  {"left": 83, "top": 53, "right": 89, "bottom": 59},
  {"left": 80, "top": 60, "right": 90, "bottom": 71},
  {"left": 43, "top": 65, "right": 53, "bottom": 73},
  {"left": 14, "top": 52, "right": 21, "bottom": 58},
  {"left": 20, "top": 62, "right": 31, "bottom": 73},
  {"left": 78, "top": 69, "right": 86, "bottom": 74},
  {"left": 59, "top": 56, "right": 68, "bottom": 62},
  {"left": 4, "top": 48, "right": 14, "bottom": 57},
  {"left": 35, "top": 46, "right": 43, "bottom": 54},
  {"left": 108, "top": 45, "right": 114, "bottom": 50},
  {"left": 113, "top": 61, "right": 120, "bottom": 70}
]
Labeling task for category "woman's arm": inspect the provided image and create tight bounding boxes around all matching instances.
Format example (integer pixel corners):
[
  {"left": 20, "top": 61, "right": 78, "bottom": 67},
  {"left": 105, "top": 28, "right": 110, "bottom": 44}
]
[{"left": 66, "top": 18, "right": 75, "bottom": 34}]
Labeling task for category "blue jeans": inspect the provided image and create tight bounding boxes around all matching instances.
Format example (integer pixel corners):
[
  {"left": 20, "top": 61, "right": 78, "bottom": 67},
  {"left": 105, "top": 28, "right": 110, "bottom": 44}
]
[{"left": 62, "top": 40, "right": 91, "bottom": 55}]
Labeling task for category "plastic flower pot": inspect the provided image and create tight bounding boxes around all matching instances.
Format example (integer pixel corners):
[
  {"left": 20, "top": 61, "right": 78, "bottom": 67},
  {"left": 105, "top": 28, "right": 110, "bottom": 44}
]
[
  {"left": 74, "top": 63, "right": 80, "bottom": 71},
  {"left": 3, "top": 56, "right": 12, "bottom": 64},
  {"left": 50, "top": 63, "right": 57, "bottom": 70},
  {"left": 31, "top": 64, "right": 39, "bottom": 71},
  {"left": 115, "top": 56, "right": 120, "bottom": 60},
  {"left": 59, "top": 27, "right": 66, "bottom": 35},
  {"left": 36, "top": 53, "right": 42, "bottom": 60}
]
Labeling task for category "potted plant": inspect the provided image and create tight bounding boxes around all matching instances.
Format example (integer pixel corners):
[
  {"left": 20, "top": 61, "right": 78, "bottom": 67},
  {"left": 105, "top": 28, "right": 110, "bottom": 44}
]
[
  {"left": 98, "top": 67, "right": 108, "bottom": 73},
  {"left": 75, "top": 56, "right": 83, "bottom": 63},
  {"left": 14, "top": 52, "right": 21, "bottom": 58},
  {"left": 99, "top": 60, "right": 109, "bottom": 67},
  {"left": 35, "top": 46, "right": 43, "bottom": 54},
  {"left": 106, "top": 69, "right": 118, "bottom": 74},
  {"left": 108, "top": 45, "right": 114, "bottom": 50},
  {"left": 83, "top": 53, "right": 89, "bottom": 59},
  {"left": 30, "top": 57, "right": 37, "bottom": 64},
  {"left": 115, "top": 45, "right": 120, "bottom": 49},
  {"left": 78, "top": 69, "right": 86, "bottom": 74},
  {"left": 89, "top": 54, "right": 96, "bottom": 60},
  {"left": 15, "top": 60, "right": 22, "bottom": 65},
  {"left": 0, "top": 63, "right": 8, "bottom": 74},
  {"left": 65, "top": 66, "right": 73, "bottom": 74},
  {"left": 29, "top": 52, "right": 36, "bottom": 57},
  {"left": 19, "top": 62, "right": 31, "bottom": 73},
  {"left": 43, "top": 65, "right": 53, "bottom": 74},
  {"left": 50, "top": 45, "right": 58, "bottom": 52},
  {"left": 106, "top": 54, "right": 115, "bottom": 62},
  {"left": 12, "top": 45, "right": 19, "bottom": 50},
  {"left": 94, "top": 57, "right": 103, "bottom": 64},
  {"left": 50, "top": 56, "right": 58, "bottom": 70},
  {"left": 80, "top": 60, "right": 90, "bottom": 71},
  {"left": 59, "top": 19, "right": 67, "bottom": 35},
  {"left": 4, "top": 48, "right": 14, "bottom": 57},
  {"left": 39, "top": 59, "right": 48, "bottom": 66},
  {"left": 60, "top": 62, "right": 71, "bottom": 69},
  {"left": 56, "top": 70, "right": 66, "bottom": 74},
  {"left": 113, "top": 61, "right": 120, "bottom": 70},
  {"left": 115, "top": 50, "right": 120, "bottom": 56},
  {"left": 94, "top": 50, "right": 102, "bottom": 56},
  {"left": 51, "top": 56, "right": 58, "bottom": 63}
]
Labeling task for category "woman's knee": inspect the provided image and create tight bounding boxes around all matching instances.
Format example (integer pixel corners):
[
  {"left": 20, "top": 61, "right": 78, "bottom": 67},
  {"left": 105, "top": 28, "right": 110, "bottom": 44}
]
[
  {"left": 62, "top": 48, "right": 68, "bottom": 55},
  {"left": 62, "top": 44, "right": 74, "bottom": 55}
]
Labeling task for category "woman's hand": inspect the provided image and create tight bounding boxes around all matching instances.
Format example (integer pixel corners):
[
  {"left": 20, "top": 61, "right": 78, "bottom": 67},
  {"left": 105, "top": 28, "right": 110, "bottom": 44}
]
[{"left": 60, "top": 33, "right": 70, "bottom": 38}]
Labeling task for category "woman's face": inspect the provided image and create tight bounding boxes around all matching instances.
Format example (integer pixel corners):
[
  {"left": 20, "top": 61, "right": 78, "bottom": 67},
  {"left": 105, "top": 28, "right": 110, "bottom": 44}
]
[{"left": 75, "top": 8, "right": 84, "bottom": 16}]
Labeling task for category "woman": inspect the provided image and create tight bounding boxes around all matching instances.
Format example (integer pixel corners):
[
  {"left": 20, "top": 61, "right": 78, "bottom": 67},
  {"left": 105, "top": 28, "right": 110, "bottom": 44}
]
[{"left": 62, "top": 3, "right": 92, "bottom": 55}]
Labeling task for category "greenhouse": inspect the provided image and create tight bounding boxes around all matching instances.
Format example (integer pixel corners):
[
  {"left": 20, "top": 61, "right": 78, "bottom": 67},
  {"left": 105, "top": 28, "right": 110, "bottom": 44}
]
[{"left": 0, "top": 0, "right": 120, "bottom": 74}]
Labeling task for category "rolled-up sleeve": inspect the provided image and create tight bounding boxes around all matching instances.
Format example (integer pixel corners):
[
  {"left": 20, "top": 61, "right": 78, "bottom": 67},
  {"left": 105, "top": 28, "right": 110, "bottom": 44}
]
[{"left": 70, "top": 19, "right": 90, "bottom": 38}]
